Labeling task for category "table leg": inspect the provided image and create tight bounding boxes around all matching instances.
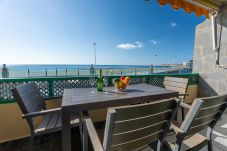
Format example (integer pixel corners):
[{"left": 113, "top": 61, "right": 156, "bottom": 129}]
[
  {"left": 79, "top": 113, "right": 84, "bottom": 148},
  {"left": 62, "top": 109, "right": 71, "bottom": 151}
]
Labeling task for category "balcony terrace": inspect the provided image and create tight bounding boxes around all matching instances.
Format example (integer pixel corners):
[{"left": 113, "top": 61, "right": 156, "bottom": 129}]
[
  {"left": 1, "top": 0, "right": 227, "bottom": 151},
  {"left": 0, "top": 73, "right": 226, "bottom": 151},
  {"left": 0, "top": 74, "right": 227, "bottom": 151}
]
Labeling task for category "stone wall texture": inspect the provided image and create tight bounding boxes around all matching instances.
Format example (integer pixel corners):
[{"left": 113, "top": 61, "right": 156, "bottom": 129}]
[{"left": 193, "top": 5, "right": 227, "bottom": 97}]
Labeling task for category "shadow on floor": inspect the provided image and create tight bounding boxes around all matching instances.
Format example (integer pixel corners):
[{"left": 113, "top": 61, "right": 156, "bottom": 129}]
[
  {"left": 0, "top": 127, "right": 81, "bottom": 151},
  {"left": 0, "top": 125, "right": 158, "bottom": 151}
]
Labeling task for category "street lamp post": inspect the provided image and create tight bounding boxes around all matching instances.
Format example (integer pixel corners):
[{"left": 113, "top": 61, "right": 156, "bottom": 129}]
[{"left": 93, "top": 42, "right": 96, "bottom": 74}]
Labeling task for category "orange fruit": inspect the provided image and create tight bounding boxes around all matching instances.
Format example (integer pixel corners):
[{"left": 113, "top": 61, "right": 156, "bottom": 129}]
[
  {"left": 124, "top": 77, "right": 130, "bottom": 85},
  {"left": 119, "top": 81, "right": 127, "bottom": 89}
]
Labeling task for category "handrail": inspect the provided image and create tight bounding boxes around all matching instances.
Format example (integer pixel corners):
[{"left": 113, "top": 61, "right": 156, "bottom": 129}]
[
  {"left": 0, "top": 73, "right": 199, "bottom": 104},
  {"left": 0, "top": 73, "right": 198, "bottom": 81}
]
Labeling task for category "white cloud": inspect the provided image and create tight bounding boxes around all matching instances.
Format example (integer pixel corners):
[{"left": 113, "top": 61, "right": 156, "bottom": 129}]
[
  {"left": 170, "top": 22, "right": 177, "bottom": 27},
  {"left": 117, "top": 41, "right": 144, "bottom": 50},
  {"left": 134, "top": 41, "right": 143, "bottom": 48},
  {"left": 149, "top": 40, "right": 160, "bottom": 45}
]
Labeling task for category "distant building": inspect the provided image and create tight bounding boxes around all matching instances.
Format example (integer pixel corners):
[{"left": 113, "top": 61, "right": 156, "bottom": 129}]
[
  {"left": 188, "top": 60, "right": 193, "bottom": 69},
  {"left": 182, "top": 62, "right": 188, "bottom": 66},
  {"left": 182, "top": 60, "right": 193, "bottom": 68}
]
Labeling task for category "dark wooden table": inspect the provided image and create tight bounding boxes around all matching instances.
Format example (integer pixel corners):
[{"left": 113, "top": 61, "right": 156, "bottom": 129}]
[{"left": 61, "top": 84, "right": 178, "bottom": 151}]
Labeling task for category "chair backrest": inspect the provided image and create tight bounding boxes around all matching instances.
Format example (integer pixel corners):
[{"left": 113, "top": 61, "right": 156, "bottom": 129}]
[
  {"left": 180, "top": 95, "right": 227, "bottom": 137},
  {"left": 164, "top": 76, "right": 189, "bottom": 100},
  {"left": 102, "top": 98, "right": 180, "bottom": 151},
  {"left": 11, "top": 82, "right": 44, "bottom": 115}
]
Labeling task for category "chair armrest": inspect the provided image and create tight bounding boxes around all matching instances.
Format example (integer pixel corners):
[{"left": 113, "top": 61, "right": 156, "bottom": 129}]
[
  {"left": 179, "top": 93, "right": 189, "bottom": 97},
  {"left": 45, "top": 96, "right": 62, "bottom": 100},
  {"left": 170, "top": 123, "right": 184, "bottom": 134},
  {"left": 84, "top": 117, "right": 104, "bottom": 151},
  {"left": 22, "top": 108, "right": 61, "bottom": 119},
  {"left": 180, "top": 102, "right": 191, "bottom": 109}
]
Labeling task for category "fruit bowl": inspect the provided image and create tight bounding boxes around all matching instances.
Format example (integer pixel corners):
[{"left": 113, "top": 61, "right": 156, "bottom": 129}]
[
  {"left": 114, "top": 87, "right": 126, "bottom": 92},
  {"left": 113, "top": 76, "right": 130, "bottom": 92}
]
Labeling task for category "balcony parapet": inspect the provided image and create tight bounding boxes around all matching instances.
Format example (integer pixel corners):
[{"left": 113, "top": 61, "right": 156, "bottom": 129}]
[{"left": 0, "top": 73, "right": 199, "bottom": 104}]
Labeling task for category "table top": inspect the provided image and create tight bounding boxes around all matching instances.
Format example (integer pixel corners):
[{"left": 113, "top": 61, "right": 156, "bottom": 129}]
[{"left": 62, "top": 84, "right": 178, "bottom": 112}]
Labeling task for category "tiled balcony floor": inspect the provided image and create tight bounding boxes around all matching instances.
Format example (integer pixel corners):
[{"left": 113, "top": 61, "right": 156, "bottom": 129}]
[
  {"left": 1, "top": 111, "right": 227, "bottom": 151},
  {"left": 204, "top": 110, "right": 227, "bottom": 151}
]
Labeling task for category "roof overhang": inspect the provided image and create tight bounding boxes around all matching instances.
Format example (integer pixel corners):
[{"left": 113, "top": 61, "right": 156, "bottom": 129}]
[{"left": 187, "top": 0, "right": 221, "bottom": 10}]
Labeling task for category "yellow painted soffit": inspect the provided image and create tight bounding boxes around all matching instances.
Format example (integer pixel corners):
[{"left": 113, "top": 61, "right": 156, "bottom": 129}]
[
  {"left": 156, "top": 0, "right": 222, "bottom": 18},
  {"left": 189, "top": 0, "right": 221, "bottom": 10}
]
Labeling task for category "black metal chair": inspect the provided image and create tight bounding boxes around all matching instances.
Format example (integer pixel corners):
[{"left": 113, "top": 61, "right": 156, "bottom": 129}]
[{"left": 12, "top": 82, "right": 81, "bottom": 151}]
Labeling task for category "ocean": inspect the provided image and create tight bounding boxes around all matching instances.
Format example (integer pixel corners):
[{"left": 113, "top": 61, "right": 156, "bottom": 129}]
[{"left": 0, "top": 64, "right": 187, "bottom": 78}]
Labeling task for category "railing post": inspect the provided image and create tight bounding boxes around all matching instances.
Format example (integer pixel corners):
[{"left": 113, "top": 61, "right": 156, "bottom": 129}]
[
  {"left": 135, "top": 68, "right": 137, "bottom": 75},
  {"left": 151, "top": 66, "right": 154, "bottom": 74},
  {"left": 121, "top": 68, "right": 123, "bottom": 75},
  {"left": 107, "top": 76, "right": 112, "bottom": 86},
  {"left": 45, "top": 68, "right": 47, "bottom": 77},
  {"left": 78, "top": 68, "right": 80, "bottom": 76},
  {"left": 66, "top": 68, "right": 67, "bottom": 76},
  {"left": 56, "top": 68, "right": 58, "bottom": 76},
  {"left": 107, "top": 69, "right": 109, "bottom": 76},
  {"left": 48, "top": 79, "right": 53, "bottom": 97},
  {"left": 145, "top": 75, "right": 150, "bottom": 84},
  {"left": 28, "top": 69, "right": 30, "bottom": 77}
]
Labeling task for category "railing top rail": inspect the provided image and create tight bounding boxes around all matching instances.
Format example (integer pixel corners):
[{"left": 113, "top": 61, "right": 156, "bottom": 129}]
[{"left": 0, "top": 73, "right": 199, "bottom": 82}]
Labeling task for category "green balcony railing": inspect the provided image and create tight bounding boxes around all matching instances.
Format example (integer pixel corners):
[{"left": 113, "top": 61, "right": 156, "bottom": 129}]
[{"left": 0, "top": 73, "right": 198, "bottom": 104}]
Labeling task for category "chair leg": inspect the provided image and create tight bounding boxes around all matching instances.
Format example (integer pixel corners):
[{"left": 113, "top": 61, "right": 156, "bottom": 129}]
[
  {"left": 157, "top": 140, "right": 161, "bottom": 151},
  {"left": 181, "top": 107, "right": 185, "bottom": 121},
  {"left": 29, "top": 135, "right": 34, "bottom": 151},
  {"left": 207, "top": 127, "right": 213, "bottom": 151},
  {"left": 208, "top": 141, "right": 213, "bottom": 151},
  {"left": 79, "top": 113, "right": 84, "bottom": 148},
  {"left": 174, "top": 143, "right": 181, "bottom": 151},
  {"left": 83, "top": 121, "right": 88, "bottom": 151}
]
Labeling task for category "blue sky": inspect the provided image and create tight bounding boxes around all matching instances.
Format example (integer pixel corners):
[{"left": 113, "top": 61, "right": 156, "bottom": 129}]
[{"left": 0, "top": 0, "right": 206, "bottom": 65}]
